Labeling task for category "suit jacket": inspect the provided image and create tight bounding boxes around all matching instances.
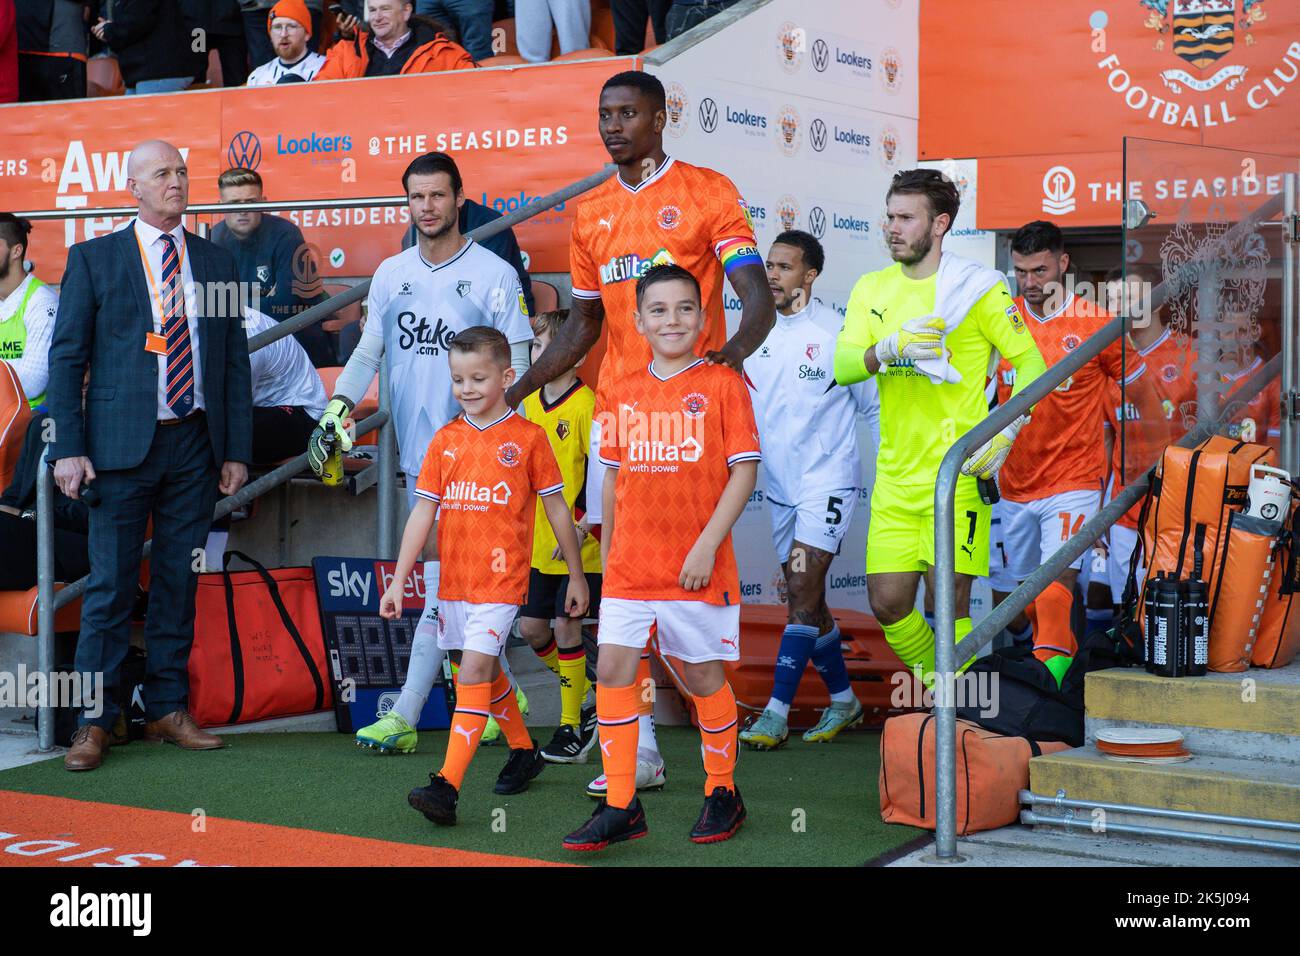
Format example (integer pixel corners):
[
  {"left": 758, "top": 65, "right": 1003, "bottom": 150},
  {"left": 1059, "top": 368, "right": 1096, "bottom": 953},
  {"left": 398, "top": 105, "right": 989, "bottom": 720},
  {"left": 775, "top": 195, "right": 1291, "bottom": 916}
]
[{"left": 46, "top": 221, "right": 254, "bottom": 471}]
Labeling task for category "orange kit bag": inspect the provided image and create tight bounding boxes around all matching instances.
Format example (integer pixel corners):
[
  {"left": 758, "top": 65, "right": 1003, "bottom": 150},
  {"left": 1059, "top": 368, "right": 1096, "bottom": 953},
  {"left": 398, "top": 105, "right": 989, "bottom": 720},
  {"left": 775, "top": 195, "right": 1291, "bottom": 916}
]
[
  {"left": 1206, "top": 509, "right": 1282, "bottom": 672},
  {"left": 879, "top": 713, "right": 1068, "bottom": 835},
  {"left": 1253, "top": 495, "right": 1300, "bottom": 668},
  {"left": 189, "top": 551, "right": 332, "bottom": 727}
]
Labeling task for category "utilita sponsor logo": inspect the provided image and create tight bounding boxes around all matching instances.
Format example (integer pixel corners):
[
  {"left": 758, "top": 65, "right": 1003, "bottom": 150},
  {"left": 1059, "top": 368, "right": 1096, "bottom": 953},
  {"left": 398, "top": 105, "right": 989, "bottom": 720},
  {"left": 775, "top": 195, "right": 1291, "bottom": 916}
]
[
  {"left": 442, "top": 480, "right": 512, "bottom": 508},
  {"left": 276, "top": 132, "right": 353, "bottom": 155}
]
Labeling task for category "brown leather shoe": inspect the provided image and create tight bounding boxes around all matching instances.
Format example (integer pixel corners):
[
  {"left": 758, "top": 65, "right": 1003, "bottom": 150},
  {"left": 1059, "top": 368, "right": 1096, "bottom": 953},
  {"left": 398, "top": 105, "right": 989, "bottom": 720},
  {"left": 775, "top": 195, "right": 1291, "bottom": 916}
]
[
  {"left": 65, "top": 725, "right": 111, "bottom": 771},
  {"left": 144, "top": 710, "right": 225, "bottom": 750}
]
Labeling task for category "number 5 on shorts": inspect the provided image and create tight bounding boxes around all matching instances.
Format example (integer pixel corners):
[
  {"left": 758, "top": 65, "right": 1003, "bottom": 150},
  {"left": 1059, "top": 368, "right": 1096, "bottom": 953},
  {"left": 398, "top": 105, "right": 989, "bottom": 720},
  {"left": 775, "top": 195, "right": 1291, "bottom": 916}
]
[{"left": 826, "top": 495, "right": 845, "bottom": 525}]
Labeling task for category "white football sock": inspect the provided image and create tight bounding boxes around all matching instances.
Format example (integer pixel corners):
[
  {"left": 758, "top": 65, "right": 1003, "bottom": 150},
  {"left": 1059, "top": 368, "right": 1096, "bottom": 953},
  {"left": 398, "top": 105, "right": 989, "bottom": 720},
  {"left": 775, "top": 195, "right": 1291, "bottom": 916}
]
[
  {"left": 764, "top": 697, "right": 791, "bottom": 719},
  {"left": 830, "top": 687, "right": 858, "bottom": 705},
  {"left": 394, "top": 561, "right": 442, "bottom": 726}
]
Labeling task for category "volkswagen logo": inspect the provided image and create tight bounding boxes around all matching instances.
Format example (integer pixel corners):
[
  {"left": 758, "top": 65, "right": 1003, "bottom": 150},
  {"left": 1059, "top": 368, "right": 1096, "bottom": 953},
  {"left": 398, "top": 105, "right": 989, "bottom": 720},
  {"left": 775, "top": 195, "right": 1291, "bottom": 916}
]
[
  {"left": 699, "top": 97, "right": 719, "bottom": 134},
  {"left": 812, "top": 38, "right": 830, "bottom": 73},
  {"left": 810, "top": 118, "right": 828, "bottom": 152},
  {"left": 227, "top": 130, "right": 261, "bottom": 171},
  {"left": 808, "top": 205, "right": 827, "bottom": 239}
]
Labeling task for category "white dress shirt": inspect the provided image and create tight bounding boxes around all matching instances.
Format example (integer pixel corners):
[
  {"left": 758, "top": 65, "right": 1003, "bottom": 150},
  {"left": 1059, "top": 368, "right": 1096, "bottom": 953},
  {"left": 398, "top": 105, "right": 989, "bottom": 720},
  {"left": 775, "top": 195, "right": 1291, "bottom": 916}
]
[
  {"left": 242, "top": 307, "right": 327, "bottom": 418},
  {"left": 133, "top": 217, "right": 205, "bottom": 419}
]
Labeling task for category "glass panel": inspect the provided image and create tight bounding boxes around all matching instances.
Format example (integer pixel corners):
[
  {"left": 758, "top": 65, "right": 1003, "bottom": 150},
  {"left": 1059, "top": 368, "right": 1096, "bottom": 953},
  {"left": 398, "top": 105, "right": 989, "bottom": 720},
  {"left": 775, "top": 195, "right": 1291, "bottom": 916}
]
[{"left": 1118, "top": 137, "right": 1297, "bottom": 491}]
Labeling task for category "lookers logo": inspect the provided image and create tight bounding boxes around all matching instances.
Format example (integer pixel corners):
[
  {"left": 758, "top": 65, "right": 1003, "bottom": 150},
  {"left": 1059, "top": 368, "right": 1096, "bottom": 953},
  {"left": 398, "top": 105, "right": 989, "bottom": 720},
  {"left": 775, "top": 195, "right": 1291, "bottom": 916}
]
[{"left": 276, "top": 132, "right": 353, "bottom": 156}]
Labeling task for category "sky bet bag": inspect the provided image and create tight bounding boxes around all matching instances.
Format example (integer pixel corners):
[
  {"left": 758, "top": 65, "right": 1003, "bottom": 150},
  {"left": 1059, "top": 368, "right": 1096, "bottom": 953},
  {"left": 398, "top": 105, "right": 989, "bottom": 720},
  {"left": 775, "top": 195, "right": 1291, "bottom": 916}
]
[
  {"left": 189, "top": 552, "right": 331, "bottom": 727},
  {"left": 312, "top": 556, "right": 452, "bottom": 732}
]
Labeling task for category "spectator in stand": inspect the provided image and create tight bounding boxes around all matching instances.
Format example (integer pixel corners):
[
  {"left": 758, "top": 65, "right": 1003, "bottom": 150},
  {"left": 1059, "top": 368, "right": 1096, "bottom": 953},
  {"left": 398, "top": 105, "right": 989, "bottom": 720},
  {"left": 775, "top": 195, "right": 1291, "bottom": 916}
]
[
  {"left": 15, "top": 0, "right": 91, "bottom": 100},
  {"left": 401, "top": 195, "right": 534, "bottom": 315},
  {"left": 212, "top": 167, "right": 334, "bottom": 367},
  {"left": 318, "top": 0, "right": 475, "bottom": 78},
  {"left": 665, "top": 0, "right": 738, "bottom": 40},
  {"left": 92, "top": 0, "right": 203, "bottom": 95},
  {"left": 247, "top": 0, "right": 323, "bottom": 83},
  {"left": 0, "top": 1, "right": 15, "bottom": 105},
  {"left": 514, "top": 0, "right": 588, "bottom": 62},
  {"left": 415, "top": 0, "right": 491, "bottom": 61},
  {"left": 185, "top": 0, "right": 248, "bottom": 86},
  {"left": 611, "top": 0, "right": 668, "bottom": 54},
  {"left": 0, "top": 214, "right": 58, "bottom": 409},
  {"left": 239, "top": 0, "right": 319, "bottom": 65},
  {"left": 242, "top": 307, "right": 328, "bottom": 463}
]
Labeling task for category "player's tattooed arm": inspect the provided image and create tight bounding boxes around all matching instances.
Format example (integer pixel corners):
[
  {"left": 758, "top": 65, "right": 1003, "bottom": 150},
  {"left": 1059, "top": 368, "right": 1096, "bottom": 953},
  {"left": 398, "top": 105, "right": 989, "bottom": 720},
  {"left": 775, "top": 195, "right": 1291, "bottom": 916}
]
[
  {"left": 706, "top": 262, "right": 776, "bottom": 372},
  {"left": 505, "top": 296, "right": 605, "bottom": 407}
]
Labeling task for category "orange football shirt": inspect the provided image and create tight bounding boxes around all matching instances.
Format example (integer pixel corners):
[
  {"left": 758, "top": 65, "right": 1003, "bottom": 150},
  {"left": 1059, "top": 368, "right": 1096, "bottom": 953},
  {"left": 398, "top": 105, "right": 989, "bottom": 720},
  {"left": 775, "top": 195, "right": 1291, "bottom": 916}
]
[
  {"left": 1222, "top": 353, "right": 1281, "bottom": 447},
  {"left": 995, "top": 295, "right": 1129, "bottom": 501},
  {"left": 596, "top": 360, "right": 761, "bottom": 605},
  {"left": 415, "top": 410, "right": 565, "bottom": 604},
  {"left": 569, "top": 157, "right": 762, "bottom": 386},
  {"left": 1104, "top": 329, "right": 1196, "bottom": 529}
]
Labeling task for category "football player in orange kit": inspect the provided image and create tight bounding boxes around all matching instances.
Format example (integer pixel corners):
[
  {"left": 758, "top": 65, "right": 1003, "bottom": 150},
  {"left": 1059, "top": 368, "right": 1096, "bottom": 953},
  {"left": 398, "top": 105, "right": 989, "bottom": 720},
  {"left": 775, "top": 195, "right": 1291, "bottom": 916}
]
[
  {"left": 988, "top": 221, "right": 1158, "bottom": 662},
  {"left": 506, "top": 69, "right": 775, "bottom": 797}
]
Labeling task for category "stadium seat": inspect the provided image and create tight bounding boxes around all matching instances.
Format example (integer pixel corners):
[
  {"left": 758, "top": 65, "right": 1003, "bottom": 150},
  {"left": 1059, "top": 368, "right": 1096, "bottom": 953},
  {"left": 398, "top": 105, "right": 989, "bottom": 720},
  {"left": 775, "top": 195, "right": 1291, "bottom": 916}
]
[
  {"left": 553, "top": 48, "right": 612, "bottom": 62},
  {"left": 0, "top": 585, "right": 82, "bottom": 636},
  {"left": 491, "top": 18, "right": 520, "bottom": 56},
  {"left": 483, "top": 54, "right": 526, "bottom": 66},
  {"left": 531, "top": 279, "right": 559, "bottom": 314},
  {"left": 86, "top": 56, "right": 124, "bottom": 97},
  {"left": 316, "top": 366, "right": 379, "bottom": 447},
  {"left": 0, "top": 362, "right": 32, "bottom": 493},
  {"left": 589, "top": 7, "right": 615, "bottom": 51}
]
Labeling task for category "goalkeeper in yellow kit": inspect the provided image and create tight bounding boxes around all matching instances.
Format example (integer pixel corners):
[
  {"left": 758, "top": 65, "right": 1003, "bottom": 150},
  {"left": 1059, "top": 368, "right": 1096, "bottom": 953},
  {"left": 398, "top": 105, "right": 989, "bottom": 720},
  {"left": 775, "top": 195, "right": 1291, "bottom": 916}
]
[{"left": 834, "top": 169, "right": 1048, "bottom": 684}]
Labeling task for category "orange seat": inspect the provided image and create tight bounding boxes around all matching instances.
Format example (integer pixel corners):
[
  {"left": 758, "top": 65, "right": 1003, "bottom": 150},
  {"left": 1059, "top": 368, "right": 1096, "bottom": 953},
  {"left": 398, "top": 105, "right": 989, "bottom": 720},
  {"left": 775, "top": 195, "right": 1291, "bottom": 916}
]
[
  {"left": 87, "top": 56, "right": 124, "bottom": 96},
  {"left": 0, "top": 362, "right": 31, "bottom": 492},
  {"left": 483, "top": 53, "right": 526, "bottom": 66},
  {"left": 316, "top": 366, "right": 380, "bottom": 447},
  {"left": 320, "top": 283, "right": 362, "bottom": 334},
  {"left": 0, "top": 585, "right": 82, "bottom": 636},
  {"left": 552, "top": 47, "right": 612, "bottom": 62},
  {"left": 531, "top": 279, "right": 559, "bottom": 315},
  {"left": 589, "top": 7, "right": 615, "bottom": 51}
]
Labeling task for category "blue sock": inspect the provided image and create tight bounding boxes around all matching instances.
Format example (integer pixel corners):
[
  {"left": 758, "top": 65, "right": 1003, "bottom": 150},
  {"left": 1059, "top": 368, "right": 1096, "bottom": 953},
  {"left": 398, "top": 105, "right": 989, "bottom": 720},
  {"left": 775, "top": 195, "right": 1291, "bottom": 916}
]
[
  {"left": 771, "top": 624, "right": 818, "bottom": 707},
  {"left": 810, "top": 626, "right": 852, "bottom": 696},
  {"left": 1008, "top": 621, "right": 1033, "bottom": 647}
]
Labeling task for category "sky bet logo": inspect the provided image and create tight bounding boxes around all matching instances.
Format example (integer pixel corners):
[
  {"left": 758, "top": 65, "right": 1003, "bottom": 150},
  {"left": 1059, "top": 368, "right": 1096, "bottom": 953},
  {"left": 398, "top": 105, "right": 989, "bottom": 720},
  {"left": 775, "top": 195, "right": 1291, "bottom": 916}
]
[{"left": 276, "top": 132, "right": 353, "bottom": 156}]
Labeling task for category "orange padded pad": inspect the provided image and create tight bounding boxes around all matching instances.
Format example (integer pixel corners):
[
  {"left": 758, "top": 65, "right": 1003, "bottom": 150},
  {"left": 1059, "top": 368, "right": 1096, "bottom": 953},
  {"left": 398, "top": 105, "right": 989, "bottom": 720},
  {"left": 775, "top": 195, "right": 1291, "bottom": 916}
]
[{"left": 0, "top": 585, "right": 82, "bottom": 636}]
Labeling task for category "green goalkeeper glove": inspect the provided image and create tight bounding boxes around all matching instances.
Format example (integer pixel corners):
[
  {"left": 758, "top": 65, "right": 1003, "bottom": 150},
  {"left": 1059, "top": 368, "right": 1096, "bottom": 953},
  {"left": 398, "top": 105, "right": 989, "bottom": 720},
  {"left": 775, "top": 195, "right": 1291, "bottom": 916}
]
[
  {"left": 961, "top": 415, "right": 1028, "bottom": 481},
  {"left": 308, "top": 398, "right": 354, "bottom": 477},
  {"left": 875, "top": 314, "right": 945, "bottom": 366}
]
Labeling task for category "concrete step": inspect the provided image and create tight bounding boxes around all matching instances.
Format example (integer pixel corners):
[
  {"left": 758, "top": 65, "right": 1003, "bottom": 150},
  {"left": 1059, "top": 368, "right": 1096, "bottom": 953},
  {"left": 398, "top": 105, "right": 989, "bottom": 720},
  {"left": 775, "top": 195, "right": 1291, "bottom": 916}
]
[
  {"left": 1084, "top": 662, "right": 1300, "bottom": 743},
  {"left": 1029, "top": 745, "right": 1300, "bottom": 848}
]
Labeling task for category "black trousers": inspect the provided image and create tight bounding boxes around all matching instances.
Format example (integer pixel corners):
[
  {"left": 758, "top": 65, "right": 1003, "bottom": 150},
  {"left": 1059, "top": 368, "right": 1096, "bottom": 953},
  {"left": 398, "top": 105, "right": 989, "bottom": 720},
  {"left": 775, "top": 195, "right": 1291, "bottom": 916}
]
[
  {"left": 0, "top": 512, "right": 90, "bottom": 592},
  {"left": 211, "top": 31, "right": 249, "bottom": 86},
  {"left": 251, "top": 405, "right": 319, "bottom": 465},
  {"left": 611, "top": 0, "right": 670, "bottom": 54},
  {"left": 19, "top": 54, "right": 87, "bottom": 100}
]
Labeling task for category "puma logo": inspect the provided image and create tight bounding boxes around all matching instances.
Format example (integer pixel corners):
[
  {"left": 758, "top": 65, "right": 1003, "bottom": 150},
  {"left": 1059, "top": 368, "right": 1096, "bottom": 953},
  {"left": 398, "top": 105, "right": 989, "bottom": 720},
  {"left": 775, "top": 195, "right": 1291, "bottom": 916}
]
[
  {"left": 870, "top": 308, "right": 887, "bottom": 322},
  {"left": 703, "top": 741, "right": 732, "bottom": 758},
  {"left": 443, "top": 448, "right": 456, "bottom": 460},
  {"left": 719, "top": 636, "right": 738, "bottom": 650},
  {"left": 490, "top": 706, "right": 510, "bottom": 721},
  {"left": 487, "top": 628, "right": 502, "bottom": 645},
  {"left": 598, "top": 215, "right": 615, "bottom": 231},
  {"left": 452, "top": 723, "right": 480, "bottom": 746},
  {"left": 600, "top": 738, "right": 613, "bottom": 758},
  {"left": 960, "top": 544, "right": 975, "bottom": 558}
]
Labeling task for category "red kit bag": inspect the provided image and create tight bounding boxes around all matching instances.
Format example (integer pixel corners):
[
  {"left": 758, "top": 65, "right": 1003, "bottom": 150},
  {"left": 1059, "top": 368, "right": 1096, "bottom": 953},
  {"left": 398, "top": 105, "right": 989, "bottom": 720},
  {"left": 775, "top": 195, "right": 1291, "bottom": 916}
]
[{"left": 189, "top": 551, "right": 332, "bottom": 726}]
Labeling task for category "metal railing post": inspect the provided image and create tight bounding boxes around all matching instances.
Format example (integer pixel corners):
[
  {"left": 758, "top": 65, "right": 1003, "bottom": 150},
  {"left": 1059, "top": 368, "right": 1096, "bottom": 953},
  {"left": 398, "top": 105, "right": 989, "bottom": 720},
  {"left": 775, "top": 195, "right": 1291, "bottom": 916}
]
[
  {"left": 1283, "top": 173, "right": 1298, "bottom": 477},
  {"left": 377, "top": 357, "right": 397, "bottom": 558},
  {"left": 932, "top": 464, "right": 960, "bottom": 861},
  {"left": 36, "top": 445, "right": 55, "bottom": 752}
]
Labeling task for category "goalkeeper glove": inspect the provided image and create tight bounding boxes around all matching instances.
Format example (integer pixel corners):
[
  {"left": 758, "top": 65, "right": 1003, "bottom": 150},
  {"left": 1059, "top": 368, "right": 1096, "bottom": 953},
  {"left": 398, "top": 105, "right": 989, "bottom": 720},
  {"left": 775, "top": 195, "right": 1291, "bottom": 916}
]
[
  {"left": 308, "top": 398, "right": 354, "bottom": 477},
  {"left": 961, "top": 415, "right": 1028, "bottom": 481},
  {"left": 875, "top": 315, "right": 945, "bottom": 366}
]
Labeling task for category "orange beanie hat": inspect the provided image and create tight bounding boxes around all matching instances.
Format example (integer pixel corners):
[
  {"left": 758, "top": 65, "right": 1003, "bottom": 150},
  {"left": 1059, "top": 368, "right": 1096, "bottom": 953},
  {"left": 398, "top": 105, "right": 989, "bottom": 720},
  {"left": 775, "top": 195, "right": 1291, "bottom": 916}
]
[{"left": 268, "top": 0, "right": 312, "bottom": 37}]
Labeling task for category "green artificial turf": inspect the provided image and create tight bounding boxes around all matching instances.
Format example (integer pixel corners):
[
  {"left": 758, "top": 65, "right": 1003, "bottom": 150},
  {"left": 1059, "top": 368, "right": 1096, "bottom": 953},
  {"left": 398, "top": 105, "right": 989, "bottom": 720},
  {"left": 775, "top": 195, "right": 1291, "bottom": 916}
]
[{"left": 0, "top": 726, "right": 924, "bottom": 866}]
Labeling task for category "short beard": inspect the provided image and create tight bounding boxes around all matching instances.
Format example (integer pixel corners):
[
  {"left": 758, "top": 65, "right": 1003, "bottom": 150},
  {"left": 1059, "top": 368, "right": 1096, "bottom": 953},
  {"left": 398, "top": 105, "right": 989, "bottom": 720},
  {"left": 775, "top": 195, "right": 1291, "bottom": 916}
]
[
  {"left": 891, "top": 231, "right": 933, "bottom": 267},
  {"left": 417, "top": 218, "right": 456, "bottom": 243},
  {"left": 0, "top": 258, "right": 9, "bottom": 282}
]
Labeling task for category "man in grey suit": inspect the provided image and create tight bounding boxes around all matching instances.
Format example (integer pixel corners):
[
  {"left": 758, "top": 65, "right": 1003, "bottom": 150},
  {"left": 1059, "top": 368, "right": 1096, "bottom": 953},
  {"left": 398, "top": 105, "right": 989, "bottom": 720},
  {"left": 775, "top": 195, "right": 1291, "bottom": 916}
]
[{"left": 47, "top": 140, "right": 254, "bottom": 771}]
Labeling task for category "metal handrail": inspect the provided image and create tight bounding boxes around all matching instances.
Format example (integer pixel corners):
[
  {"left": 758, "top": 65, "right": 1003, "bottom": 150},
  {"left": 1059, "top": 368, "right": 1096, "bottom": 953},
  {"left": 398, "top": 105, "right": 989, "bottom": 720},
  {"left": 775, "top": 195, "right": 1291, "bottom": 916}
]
[
  {"left": 14, "top": 196, "right": 408, "bottom": 221},
  {"left": 929, "top": 181, "right": 1292, "bottom": 860},
  {"left": 32, "top": 163, "right": 617, "bottom": 751}
]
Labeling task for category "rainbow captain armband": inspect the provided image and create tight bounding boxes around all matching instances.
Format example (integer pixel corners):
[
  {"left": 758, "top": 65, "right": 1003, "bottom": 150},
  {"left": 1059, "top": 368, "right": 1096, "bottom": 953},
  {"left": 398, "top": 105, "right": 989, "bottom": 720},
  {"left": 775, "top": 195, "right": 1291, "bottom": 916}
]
[{"left": 717, "top": 237, "right": 763, "bottom": 274}]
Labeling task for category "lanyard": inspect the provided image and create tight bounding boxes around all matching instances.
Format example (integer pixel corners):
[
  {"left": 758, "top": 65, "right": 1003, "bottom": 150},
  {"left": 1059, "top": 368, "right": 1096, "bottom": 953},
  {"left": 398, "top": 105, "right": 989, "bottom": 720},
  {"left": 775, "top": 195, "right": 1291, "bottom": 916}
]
[{"left": 134, "top": 226, "right": 187, "bottom": 329}]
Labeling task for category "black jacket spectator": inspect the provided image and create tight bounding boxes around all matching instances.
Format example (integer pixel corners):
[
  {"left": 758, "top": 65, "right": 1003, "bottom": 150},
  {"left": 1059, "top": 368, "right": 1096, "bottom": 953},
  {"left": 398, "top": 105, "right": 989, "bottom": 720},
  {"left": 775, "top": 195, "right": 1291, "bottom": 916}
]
[
  {"left": 182, "top": 0, "right": 247, "bottom": 85},
  {"left": 212, "top": 212, "right": 334, "bottom": 366},
  {"left": 102, "top": 0, "right": 204, "bottom": 88},
  {"left": 402, "top": 198, "right": 535, "bottom": 316},
  {"left": 16, "top": 0, "right": 90, "bottom": 99}
]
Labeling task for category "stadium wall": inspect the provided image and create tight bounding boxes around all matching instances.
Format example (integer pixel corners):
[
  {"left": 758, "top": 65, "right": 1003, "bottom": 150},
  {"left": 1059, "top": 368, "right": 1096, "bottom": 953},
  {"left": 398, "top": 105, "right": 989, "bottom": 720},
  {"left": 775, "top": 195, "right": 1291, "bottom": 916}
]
[{"left": 645, "top": 0, "right": 967, "bottom": 617}]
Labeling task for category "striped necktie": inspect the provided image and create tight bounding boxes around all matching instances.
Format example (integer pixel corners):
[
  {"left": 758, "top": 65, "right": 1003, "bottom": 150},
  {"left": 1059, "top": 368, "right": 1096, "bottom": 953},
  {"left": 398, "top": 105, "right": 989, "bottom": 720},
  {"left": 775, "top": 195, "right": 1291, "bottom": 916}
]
[{"left": 159, "top": 233, "right": 195, "bottom": 416}]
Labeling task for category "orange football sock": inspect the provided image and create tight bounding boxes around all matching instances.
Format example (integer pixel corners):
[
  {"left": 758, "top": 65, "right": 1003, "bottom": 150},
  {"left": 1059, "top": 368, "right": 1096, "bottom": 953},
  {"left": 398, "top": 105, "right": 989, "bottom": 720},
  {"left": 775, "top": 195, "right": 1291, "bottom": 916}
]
[
  {"left": 438, "top": 680, "right": 490, "bottom": 790},
  {"left": 597, "top": 683, "right": 641, "bottom": 809},
  {"left": 1025, "top": 600, "right": 1039, "bottom": 642},
  {"left": 489, "top": 671, "right": 532, "bottom": 750},
  {"left": 694, "top": 682, "right": 739, "bottom": 795},
  {"left": 636, "top": 652, "right": 654, "bottom": 716},
  {"left": 1033, "top": 581, "right": 1078, "bottom": 662}
]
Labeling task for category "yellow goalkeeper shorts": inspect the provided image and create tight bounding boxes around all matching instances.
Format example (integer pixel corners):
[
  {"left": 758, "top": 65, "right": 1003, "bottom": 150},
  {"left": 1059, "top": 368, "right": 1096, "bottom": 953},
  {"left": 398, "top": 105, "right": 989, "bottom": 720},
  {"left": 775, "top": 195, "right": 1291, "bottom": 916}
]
[{"left": 865, "top": 476, "right": 991, "bottom": 577}]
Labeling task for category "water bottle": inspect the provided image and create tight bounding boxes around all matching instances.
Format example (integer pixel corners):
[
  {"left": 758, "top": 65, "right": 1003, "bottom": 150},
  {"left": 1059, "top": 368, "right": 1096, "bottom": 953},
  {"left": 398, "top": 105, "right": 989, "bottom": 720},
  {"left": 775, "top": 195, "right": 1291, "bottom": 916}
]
[
  {"left": 1145, "top": 573, "right": 1182, "bottom": 677},
  {"left": 1180, "top": 578, "right": 1208, "bottom": 676},
  {"left": 321, "top": 420, "right": 344, "bottom": 487}
]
